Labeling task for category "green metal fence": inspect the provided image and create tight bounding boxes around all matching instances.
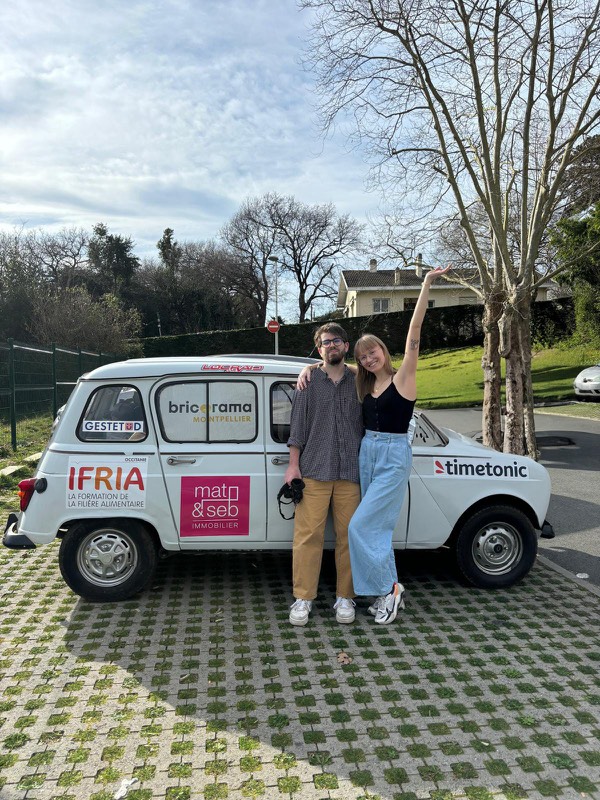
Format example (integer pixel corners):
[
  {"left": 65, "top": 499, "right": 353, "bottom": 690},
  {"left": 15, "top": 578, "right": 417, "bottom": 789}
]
[{"left": 0, "top": 340, "right": 115, "bottom": 452}]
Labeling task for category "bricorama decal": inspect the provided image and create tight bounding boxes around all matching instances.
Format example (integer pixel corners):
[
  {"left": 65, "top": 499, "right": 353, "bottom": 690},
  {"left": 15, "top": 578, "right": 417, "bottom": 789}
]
[
  {"left": 82, "top": 420, "right": 144, "bottom": 433},
  {"left": 180, "top": 476, "right": 250, "bottom": 537},
  {"left": 67, "top": 456, "right": 148, "bottom": 509},
  {"left": 167, "top": 400, "right": 254, "bottom": 424},
  {"left": 434, "top": 458, "right": 529, "bottom": 479}
]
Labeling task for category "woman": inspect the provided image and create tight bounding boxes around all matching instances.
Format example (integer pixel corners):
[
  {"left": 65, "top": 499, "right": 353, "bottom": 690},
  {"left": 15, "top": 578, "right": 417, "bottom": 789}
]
[{"left": 297, "top": 264, "right": 450, "bottom": 624}]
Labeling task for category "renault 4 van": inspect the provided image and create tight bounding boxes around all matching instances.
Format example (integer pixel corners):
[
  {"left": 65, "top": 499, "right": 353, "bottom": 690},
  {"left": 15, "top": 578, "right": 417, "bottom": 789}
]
[{"left": 3, "top": 355, "right": 553, "bottom": 601}]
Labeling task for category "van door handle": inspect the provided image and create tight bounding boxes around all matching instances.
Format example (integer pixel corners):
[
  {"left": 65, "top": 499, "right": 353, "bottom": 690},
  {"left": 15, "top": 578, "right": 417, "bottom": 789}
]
[
  {"left": 271, "top": 456, "right": 290, "bottom": 465},
  {"left": 167, "top": 456, "right": 197, "bottom": 465}
]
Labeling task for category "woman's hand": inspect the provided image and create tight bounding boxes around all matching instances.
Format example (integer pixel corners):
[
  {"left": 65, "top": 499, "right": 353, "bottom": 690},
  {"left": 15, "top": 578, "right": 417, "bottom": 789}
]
[
  {"left": 424, "top": 264, "right": 452, "bottom": 285},
  {"left": 296, "top": 362, "right": 321, "bottom": 391}
]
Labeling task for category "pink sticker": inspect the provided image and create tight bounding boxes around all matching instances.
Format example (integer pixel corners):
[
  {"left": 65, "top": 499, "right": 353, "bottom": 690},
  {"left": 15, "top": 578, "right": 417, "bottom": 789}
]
[{"left": 180, "top": 476, "right": 250, "bottom": 537}]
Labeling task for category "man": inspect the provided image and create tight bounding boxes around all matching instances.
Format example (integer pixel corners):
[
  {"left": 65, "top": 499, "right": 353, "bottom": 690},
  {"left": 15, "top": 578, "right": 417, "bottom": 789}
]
[{"left": 285, "top": 323, "right": 363, "bottom": 626}]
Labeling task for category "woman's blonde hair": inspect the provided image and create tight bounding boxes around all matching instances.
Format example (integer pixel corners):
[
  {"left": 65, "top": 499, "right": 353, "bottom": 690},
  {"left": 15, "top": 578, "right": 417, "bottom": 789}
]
[{"left": 354, "top": 334, "right": 395, "bottom": 402}]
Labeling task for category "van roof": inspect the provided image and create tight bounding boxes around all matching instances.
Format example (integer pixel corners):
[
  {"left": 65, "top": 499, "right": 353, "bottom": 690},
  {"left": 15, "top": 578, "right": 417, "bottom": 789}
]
[{"left": 83, "top": 354, "right": 319, "bottom": 381}]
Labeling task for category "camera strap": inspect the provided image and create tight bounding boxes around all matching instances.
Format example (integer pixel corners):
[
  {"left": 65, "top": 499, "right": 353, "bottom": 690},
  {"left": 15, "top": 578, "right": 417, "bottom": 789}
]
[{"left": 276, "top": 480, "right": 305, "bottom": 520}]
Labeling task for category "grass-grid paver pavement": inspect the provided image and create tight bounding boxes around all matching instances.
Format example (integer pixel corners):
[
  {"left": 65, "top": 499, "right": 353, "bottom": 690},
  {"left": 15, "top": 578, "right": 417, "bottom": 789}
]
[{"left": 0, "top": 544, "right": 599, "bottom": 800}]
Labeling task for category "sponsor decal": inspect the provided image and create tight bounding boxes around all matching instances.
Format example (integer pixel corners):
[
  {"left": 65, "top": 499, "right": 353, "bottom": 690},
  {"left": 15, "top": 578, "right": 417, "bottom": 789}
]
[
  {"left": 433, "top": 458, "right": 529, "bottom": 479},
  {"left": 167, "top": 400, "right": 253, "bottom": 424},
  {"left": 67, "top": 456, "right": 148, "bottom": 509},
  {"left": 82, "top": 420, "right": 144, "bottom": 433},
  {"left": 201, "top": 364, "right": 264, "bottom": 372},
  {"left": 180, "top": 476, "right": 250, "bottom": 537}
]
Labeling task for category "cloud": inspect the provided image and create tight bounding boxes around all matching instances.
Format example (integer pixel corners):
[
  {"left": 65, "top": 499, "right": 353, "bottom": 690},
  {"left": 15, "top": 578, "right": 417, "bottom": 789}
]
[{"left": 0, "top": 0, "right": 377, "bottom": 256}]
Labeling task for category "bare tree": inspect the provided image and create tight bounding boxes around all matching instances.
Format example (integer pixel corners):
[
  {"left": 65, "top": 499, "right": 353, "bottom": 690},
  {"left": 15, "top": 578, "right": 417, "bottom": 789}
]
[
  {"left": 302, "top": 0, "right": 600, "bottom": 455},
  {"left": 0, "top": 229, "right": 46, "bottom": 339},
  {"left": 220, "top": 198, "right": 279, "bottom": 327},
  {"left": 265, "top": 194, "right": 364, "bottom": 322},
  {"left": 26, "top": 228, "right": 89, "bottom": 289},
  {"left": 222, "top": 193, "right": 363, "bottom": 323}
]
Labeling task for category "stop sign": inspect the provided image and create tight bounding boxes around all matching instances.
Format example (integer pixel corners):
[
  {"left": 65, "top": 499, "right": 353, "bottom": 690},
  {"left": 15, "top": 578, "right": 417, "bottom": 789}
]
[{"left": 267, "top": 319, "right": 280, "bottom": 333}]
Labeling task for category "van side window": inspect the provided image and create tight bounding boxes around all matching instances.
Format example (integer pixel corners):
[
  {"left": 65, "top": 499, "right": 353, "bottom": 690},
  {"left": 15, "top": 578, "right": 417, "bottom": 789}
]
[
  {"left": 157, "top": 381, "right": 257, "bottom": 443},
  {"left": 270, "top": 382, "right": 296, "bottom": 444},
  {"left": 78, "top": 386, "right": 146, "bottom": 442}
]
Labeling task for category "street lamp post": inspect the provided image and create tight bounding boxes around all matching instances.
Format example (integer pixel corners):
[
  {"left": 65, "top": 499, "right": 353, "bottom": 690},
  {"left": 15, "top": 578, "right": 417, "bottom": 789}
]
[{"left": 268, "top": 255, "right": 279, "bottom": 355}]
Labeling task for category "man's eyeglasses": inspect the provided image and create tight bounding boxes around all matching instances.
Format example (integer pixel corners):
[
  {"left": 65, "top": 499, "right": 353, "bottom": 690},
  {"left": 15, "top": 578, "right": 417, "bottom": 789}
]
[{"left": 320, "top": 337, "right": 345, "bottom": 348}]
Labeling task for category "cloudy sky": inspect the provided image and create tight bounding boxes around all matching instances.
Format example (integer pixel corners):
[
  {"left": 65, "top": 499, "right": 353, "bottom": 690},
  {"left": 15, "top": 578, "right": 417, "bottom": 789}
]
[{"left": 0, "top": 0, "right": 378, "bottom": 260}]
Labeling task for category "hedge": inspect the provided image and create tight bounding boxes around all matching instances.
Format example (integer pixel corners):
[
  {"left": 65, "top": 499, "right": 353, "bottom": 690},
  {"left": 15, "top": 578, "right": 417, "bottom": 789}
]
[{"left": 139, "top": 297, "right": 573, "bottom": 358}]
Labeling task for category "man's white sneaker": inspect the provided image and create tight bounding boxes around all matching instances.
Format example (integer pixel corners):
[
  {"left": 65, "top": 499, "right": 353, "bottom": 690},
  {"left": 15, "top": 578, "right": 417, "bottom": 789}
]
[
  {"left": 334, "top": 597, "right": 356, "bottom": 624},
  {"left": 289, "top": 598, "right": 312, "bottom": 626},
  {"left": 367, "top": 596, "right": 386, "bottom": 617}
]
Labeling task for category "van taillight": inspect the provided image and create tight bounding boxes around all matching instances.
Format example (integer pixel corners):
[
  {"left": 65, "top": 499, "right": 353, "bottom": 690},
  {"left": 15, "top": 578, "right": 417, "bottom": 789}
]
[{"left": 18, "top": 479, "right": 36, "bottom": 511}]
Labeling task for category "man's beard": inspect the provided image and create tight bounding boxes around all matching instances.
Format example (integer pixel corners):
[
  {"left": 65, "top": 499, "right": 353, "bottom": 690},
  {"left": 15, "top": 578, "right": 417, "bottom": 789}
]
[{"left": 326, "top": 351, "right": 344, "bottom": 365}]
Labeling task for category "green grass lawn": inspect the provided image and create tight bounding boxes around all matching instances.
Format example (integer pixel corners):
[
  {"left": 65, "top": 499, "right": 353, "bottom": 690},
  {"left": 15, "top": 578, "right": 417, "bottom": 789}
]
[
  {"left": 536, "top": 403, "right": 600, "bottom": 421},
  {"left": 405, "top": 342, "right": 600, "bottom": 408}
]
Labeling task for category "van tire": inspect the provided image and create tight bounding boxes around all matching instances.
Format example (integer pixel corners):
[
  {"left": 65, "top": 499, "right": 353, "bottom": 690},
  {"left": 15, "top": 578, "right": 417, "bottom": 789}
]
[
  {"left": 455, "top": 505, "right": 537, "bottom": 589},
  {"left": 59, "top": 520, "right": 157, "bottom": 602}
]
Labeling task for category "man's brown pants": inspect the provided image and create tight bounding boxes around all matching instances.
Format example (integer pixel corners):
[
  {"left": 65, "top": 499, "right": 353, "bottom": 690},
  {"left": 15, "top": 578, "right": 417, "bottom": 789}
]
[{"left": 292, "top": 477, "right": 360, "bottom": 600}]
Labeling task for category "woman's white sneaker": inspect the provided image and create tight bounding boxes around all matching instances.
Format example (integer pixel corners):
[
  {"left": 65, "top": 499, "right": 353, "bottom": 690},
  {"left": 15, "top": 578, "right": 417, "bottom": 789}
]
[
  {"left": 333, "top": 597, "right": 356, "bottom": 624},
  {"left": 289, "top": 599, "right": 312, "bottom": 626},
  {"left": 374, "top": 583, "right": 405, "bottom": 625}
]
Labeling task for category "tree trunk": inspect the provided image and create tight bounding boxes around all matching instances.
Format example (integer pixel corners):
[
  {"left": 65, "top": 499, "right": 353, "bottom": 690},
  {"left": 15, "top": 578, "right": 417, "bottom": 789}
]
[
  {"left": 503, "top": 311, "right": 525, "bottom": 455},
  {"left": 503, "top": 294, "right": 537, "bottom": 457},
  {"left": 518, "top": 302, "right": 537, "bottom": 459},
  {"left": 481, "top": 300, "right": 503, "bottom": 451}
]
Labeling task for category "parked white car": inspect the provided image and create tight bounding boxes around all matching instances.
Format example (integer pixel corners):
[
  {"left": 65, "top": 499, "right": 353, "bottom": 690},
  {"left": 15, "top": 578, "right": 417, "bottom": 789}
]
[
  {"left": 3, "top": 355, "right": 554, "bottom": 601},
  {"left": 573, "top": 362, "right": 600, "bottom": 398}
]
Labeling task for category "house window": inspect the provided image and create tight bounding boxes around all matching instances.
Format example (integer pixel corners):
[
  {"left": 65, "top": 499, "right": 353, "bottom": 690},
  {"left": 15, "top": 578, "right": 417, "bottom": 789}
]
[
  {"left": 404, "top": 299, "right": 434, "bottom": 311},
  {"left": 373, "top": 298, "right": 390, "bottom": 313}
]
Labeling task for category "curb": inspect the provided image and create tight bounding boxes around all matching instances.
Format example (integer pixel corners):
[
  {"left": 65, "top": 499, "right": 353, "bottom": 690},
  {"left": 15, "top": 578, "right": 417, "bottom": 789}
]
[{"left": 537, "top": 554, "right": 600, "bottom": 598}]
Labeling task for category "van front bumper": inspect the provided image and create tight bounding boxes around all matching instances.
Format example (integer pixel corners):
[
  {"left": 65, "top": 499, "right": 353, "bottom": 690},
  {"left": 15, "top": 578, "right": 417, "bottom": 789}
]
[{"left": 3, "top": 513, "right": 36, "bottom": 549}]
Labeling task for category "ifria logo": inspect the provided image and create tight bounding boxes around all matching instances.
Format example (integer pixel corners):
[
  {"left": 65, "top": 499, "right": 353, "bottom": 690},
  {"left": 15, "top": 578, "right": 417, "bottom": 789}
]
[{"left": 433, "top": 458, "right": 529, "bottom": 479}]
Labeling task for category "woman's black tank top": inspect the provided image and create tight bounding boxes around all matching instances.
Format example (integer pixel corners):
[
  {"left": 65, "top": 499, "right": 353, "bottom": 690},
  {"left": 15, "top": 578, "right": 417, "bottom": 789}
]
[{"left": 362, "top": 381, "right": 416, "bottom": 434}]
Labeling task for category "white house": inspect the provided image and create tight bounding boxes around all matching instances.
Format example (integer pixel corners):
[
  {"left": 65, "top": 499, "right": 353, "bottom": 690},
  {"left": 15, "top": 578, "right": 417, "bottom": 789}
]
[{"left": 337, "top": 259, "right": 557, "bottom": 317}]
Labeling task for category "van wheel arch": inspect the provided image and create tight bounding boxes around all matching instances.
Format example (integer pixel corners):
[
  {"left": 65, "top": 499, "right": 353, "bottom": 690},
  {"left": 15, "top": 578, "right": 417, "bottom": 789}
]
[
  {"left": 58, "top": 518, "right": 158, "bottom": 602},
  {"left": 447, "top": 495, "right": 539, "bottom": 548}
]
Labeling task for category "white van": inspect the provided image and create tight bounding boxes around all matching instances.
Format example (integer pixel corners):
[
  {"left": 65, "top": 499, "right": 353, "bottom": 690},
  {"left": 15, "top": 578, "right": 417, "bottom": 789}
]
[{"left": 3, "top": 355, "right": 553, "bottom": 601}]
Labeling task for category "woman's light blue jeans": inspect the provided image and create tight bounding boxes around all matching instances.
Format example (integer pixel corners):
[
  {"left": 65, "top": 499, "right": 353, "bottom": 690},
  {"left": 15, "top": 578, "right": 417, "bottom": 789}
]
[{"left": 348, "top": 430, "right": 412, "bottom": 596}]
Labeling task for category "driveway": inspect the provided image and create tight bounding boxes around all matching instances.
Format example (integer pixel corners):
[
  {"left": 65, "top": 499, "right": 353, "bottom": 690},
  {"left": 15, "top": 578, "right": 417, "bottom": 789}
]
[
  {"left": 0, "top": 543, "right": 599, "bottom": 800},
  {"left": 426, "top": 407, "right": 600, "bottom": 589}
]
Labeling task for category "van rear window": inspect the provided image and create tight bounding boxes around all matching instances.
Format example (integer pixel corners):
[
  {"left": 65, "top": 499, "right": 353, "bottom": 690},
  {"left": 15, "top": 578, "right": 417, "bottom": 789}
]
[
  {"left": 78, "top": 385, "right": 146, "bottom": 442},
  {"left": 156, "top": 381, "right": 257, "bottom": 443}
]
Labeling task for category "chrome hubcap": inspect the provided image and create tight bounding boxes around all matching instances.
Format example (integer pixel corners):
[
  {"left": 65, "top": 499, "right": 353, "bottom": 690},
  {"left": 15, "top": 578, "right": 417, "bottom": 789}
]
[
  {"left": 472, "top": 523, "right": 522, "bottom": 575},
  {"left": 77, "top": 529, "right": 138, "bottom": 587}
]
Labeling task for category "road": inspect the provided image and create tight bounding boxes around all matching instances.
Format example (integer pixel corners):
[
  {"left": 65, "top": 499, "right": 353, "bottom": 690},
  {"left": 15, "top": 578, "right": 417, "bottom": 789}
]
[{"left": 425, "top": 406, "right": 600, "bottom": 589}]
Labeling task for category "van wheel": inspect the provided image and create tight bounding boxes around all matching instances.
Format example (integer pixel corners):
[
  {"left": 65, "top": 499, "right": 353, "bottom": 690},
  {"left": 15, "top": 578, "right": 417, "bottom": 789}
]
[
  {"left": 455, "top": 505, "right": 537, "bottom": 589},
  {"left": 59, "top": 521, "right": 157, "bottom": 602}
]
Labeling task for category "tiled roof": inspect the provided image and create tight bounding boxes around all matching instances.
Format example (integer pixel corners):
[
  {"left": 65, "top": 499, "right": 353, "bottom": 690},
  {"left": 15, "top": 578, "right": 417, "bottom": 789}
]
[
  {"left": 341, "top": 267, "right": 554, "bottom": 291},
  {"left": 341, "top": 268, "right": 479, "bottom": 289}
]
